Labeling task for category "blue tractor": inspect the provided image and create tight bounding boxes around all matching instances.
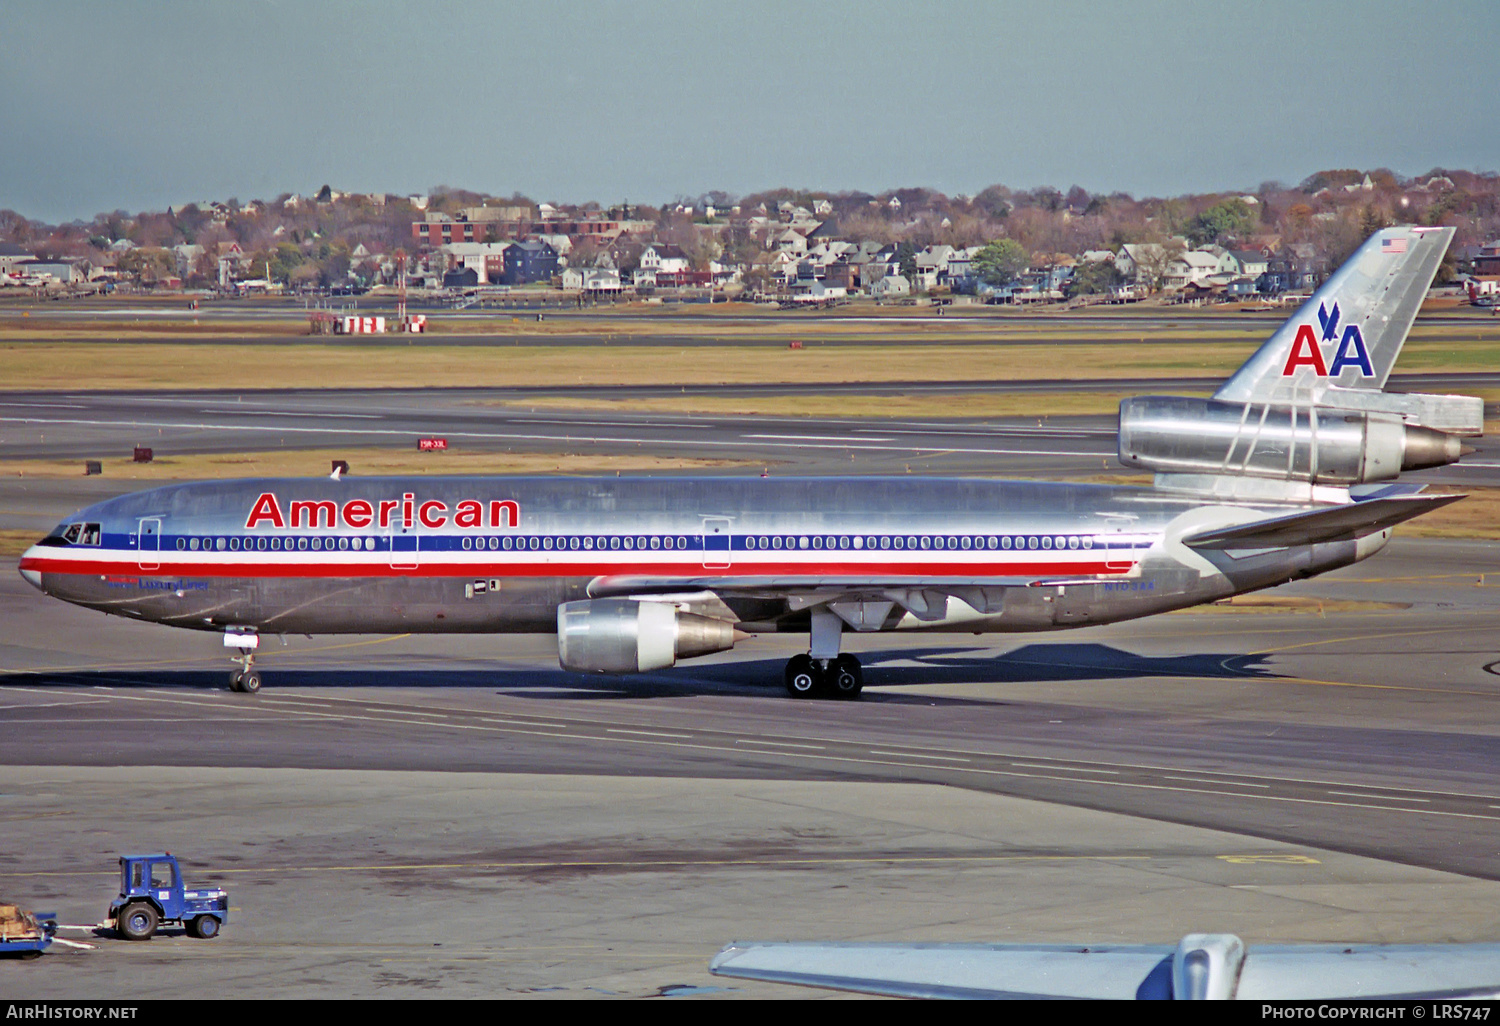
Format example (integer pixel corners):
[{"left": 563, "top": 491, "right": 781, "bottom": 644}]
[{"left": 108, "top": 853, "right": 228, "bottom": 941}]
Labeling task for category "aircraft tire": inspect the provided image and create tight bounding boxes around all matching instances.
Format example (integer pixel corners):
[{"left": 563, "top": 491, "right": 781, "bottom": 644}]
[
  {"left": 229, "top": 672, "right": 243, "bottom": 693},
  {"left": 239, "top": 672, "right": 261, "bottom": 694},
  {"left": 831, "top": 655, "right": 863, "bottom": 700},
  {"left": 784, "top": 655, "right": 820, "bottom": 699}
]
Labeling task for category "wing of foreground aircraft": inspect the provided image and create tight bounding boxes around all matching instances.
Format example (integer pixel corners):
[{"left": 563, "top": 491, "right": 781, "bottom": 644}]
[{"left": 710, "top": 934, "right": 1500, "bottom": 1000}]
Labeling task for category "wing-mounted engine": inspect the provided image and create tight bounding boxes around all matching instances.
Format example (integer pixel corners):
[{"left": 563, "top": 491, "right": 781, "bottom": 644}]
[
  {"left": 1118, "top": 396, "right": 1467, "bottom": 493},
  {"left": 557, "top": 599, "right": 739, "bottom": 674}
]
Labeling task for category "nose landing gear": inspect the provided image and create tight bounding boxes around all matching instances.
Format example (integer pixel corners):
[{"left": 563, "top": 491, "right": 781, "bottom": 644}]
[
  {"left": 224, "top": 630, "right": 261, "bottom": 694},
  {"left": 229, "top": 657, "right": 261, "bottom": 694}
]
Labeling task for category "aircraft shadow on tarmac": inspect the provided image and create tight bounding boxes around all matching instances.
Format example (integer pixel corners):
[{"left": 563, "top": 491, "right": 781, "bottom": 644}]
[{"left": 3, "top": 642, "right": 1280, "bottom": 706}]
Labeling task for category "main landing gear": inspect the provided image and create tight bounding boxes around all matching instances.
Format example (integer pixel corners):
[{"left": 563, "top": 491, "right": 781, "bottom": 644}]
[
  {"left": 784, "top": 610, "right": 863, "bottom": 700},
  {"left": 784, "top": 653, "right": 863, "bottom": 700}
]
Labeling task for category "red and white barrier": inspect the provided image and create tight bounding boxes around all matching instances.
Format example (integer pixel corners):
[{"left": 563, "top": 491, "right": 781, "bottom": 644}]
[{"left": 338, "top": 316, "right": 386, "bottom": 334}]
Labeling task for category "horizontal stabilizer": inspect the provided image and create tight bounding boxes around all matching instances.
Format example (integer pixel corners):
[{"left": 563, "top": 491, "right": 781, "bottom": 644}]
[
  {"left": 1183, "top": 494, "right": 1463, "bottom": 550},
  {"left": 710, "top": 938, "right": 1500, "bottom": 1000}
]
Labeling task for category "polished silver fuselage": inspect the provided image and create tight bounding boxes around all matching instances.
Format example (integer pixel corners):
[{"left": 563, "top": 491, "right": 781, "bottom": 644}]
[{"left": 20, "top": 475, "right": 1374, "bottom": 637}]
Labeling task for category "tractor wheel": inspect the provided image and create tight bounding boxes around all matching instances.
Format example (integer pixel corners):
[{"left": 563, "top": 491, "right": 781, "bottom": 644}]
[
  {"left": 190, "top": 915, "right": 220, "bottom": 939},
  {"left": 118, "top": 902, "right": 158, "bottom": 941}
]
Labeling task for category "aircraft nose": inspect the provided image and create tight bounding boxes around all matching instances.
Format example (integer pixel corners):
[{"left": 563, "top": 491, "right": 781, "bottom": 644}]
[{"left": 18, "top": 546, "right": 45, "bottom": 591}]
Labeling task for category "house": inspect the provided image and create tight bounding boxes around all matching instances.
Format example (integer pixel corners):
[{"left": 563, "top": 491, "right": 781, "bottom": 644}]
[
  {"left": 1176, "top": 250, "right": 1221, "bottom": 288},
  {"left": 822, "top": 260, "right": 857, "bottom": 291},
  {"left": 914, "top": 245, "right": 955, "bottom": 290},
  {"left": 0, "top": 243, "right": 35, "bottom": 274},
  {"left": 443, "top": 266, "right": 480, "bottom": 289},
  {"left": 173, "top": 244, "right": 204, "bottom": 275},
  {"left": 945, "top": 247, "right": 980, "bottom": 292},
  {"left": 1224, "top": 249, "right": 1269, "bottom": 278},
  {"left": 871, "top": 274, "right": 910, "bottom": 299},
  {"left": 562, "top": 267, "right": 622, "bottom": 291},
  {"left": 640, "top": 244, "right": 690, "bottom": 274},
  {"left": 789, "top": 279, "right": 846, "bottom": 302},
  {"left": 440, "top": 242, "right": 510, "bottom": 284},
  {"left": 1474, "top": 240, "right": 1500, "bottom": 279},
  {"left": 773, "top": 229, "right": 808, "bottom": 255},
  {"left": 500, "top": 240, "right": 558, "bottom": 285}
]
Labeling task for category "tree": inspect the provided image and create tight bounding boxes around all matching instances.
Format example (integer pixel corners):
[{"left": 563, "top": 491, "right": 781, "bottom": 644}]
[
  {"left": 972, "top": 238, "right": 1028, "bottom": 286},
  {"left": 116, "top": 247, "right": 175, "bottom": 283},
  {"left": 268, "top": 242, "right": 305, "bottom": 283},
  {"left": 895, "top": 241, "right": 917, "bottom": 279},
  {"left": 1188, "top": 198, "right": 1257, "bottom": 246},
  {"left": 1135, "top": 240, "right": 1185, "bottom": 293},
  {"left": 1065, "top": 259, "right": 1124, "bottom": 298}
]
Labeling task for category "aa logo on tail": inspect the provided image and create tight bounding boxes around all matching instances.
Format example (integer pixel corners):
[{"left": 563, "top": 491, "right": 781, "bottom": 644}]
[{"left": 1281, "top": 301, "right": 1374, "bottom": 377}]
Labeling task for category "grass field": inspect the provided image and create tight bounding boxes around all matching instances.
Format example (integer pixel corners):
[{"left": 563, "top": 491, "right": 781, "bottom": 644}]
[{"left": 4, "top": 337, "right": 1500, "bottom": 393}]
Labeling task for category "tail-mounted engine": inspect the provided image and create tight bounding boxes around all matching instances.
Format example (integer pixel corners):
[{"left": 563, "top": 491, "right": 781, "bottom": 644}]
[
  {"left": 1119, "top": 396, "right": 1466, "bottom": 485},
  {"left": 558, "top": 599, "right": 738, "bottom": 674}
]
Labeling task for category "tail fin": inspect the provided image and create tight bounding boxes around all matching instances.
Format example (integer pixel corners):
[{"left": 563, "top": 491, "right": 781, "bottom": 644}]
[{"left": 1214, "top": 226, "right": 1454, "bottom": 405}]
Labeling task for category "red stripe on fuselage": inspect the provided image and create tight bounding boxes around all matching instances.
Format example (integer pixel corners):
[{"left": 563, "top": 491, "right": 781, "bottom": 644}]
[{"left": 19, "top": 554, "right": 1133, "bottom": 579}]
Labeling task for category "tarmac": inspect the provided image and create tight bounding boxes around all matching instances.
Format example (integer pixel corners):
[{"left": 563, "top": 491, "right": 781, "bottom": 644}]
[{"left": 3, "top": 386, "right": 1500, "bottom": 998}]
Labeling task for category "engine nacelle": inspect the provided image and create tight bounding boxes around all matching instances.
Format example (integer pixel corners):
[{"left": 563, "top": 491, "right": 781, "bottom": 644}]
[
  {"left": 557, "top": 599, "right": 738, "bottom": 674},
  {"left": 1119, "top": 396, "right": 1465, "bottom": 485}
]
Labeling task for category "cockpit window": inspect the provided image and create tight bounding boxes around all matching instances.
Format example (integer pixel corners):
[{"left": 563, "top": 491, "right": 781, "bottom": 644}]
[{"left": 43, "top": 522, "right": 102, "bottom": 547}]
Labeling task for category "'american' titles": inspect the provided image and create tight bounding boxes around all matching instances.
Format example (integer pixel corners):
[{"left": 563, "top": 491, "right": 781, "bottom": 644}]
[{"left": 245, "top": 492, "right": 520, "bottom": 531}]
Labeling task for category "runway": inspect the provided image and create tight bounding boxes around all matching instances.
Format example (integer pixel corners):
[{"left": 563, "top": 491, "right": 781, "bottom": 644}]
[{"left": 2, "top": 383, "right": 1499, "bottom": 491}]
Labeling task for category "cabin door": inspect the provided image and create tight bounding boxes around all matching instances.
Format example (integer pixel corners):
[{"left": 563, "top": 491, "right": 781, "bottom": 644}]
[
  {"left": 388, "top": 523, "right": 419, "bottom": 571},
  {"left": 701, "top": 518, "right": 732, "bottom": 570},
  {"left": 137, "top": 517, "right": 161, "bottom": 572}
]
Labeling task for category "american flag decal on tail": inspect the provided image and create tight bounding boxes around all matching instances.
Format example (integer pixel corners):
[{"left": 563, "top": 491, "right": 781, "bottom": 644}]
[{"left": 1382, "top": 236, "right": 1408, "bottom": 254}]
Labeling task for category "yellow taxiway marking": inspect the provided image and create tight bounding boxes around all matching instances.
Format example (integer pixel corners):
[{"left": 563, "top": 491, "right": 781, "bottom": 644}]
[{"left": 1246, "top": 624, "right": 1482, "bottom": 656}]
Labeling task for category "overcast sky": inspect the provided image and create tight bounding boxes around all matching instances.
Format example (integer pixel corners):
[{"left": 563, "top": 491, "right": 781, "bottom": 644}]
[{"left": 2, "top": 0, "right": 1495, "bottom": 222}]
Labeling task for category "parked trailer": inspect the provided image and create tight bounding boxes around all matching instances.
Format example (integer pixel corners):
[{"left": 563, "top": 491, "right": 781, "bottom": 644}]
[{"left": 0, "top": 904, "right": 57, "bottom": 958}]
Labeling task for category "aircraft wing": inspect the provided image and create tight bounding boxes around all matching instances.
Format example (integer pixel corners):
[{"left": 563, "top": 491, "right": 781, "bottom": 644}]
[
  {"left": 1182, "top": 493, "right": 1464, "bottom": 550},
  {"left": 710, "top": 936, "right": 1500, "bottom": 1000}
]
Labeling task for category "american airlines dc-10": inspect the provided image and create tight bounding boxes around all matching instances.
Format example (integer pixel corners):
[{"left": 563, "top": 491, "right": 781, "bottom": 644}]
[{"left": 18, "top": 227, "right": 1479, "bottom": 698}]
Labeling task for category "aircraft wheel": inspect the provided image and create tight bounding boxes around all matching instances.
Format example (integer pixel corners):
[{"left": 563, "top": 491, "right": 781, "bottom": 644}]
[
  {"left": 784, "top": 655, "right": 820, "bottom": 698},
  {"left": 830, "top": 655, "right": 863, "bottom": 700},
  {"left": 239, "top": 672, "right": 261, "bottom": 694},
  {"left": 228, "top": 672, "right": 243, "bottom": 693}
]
